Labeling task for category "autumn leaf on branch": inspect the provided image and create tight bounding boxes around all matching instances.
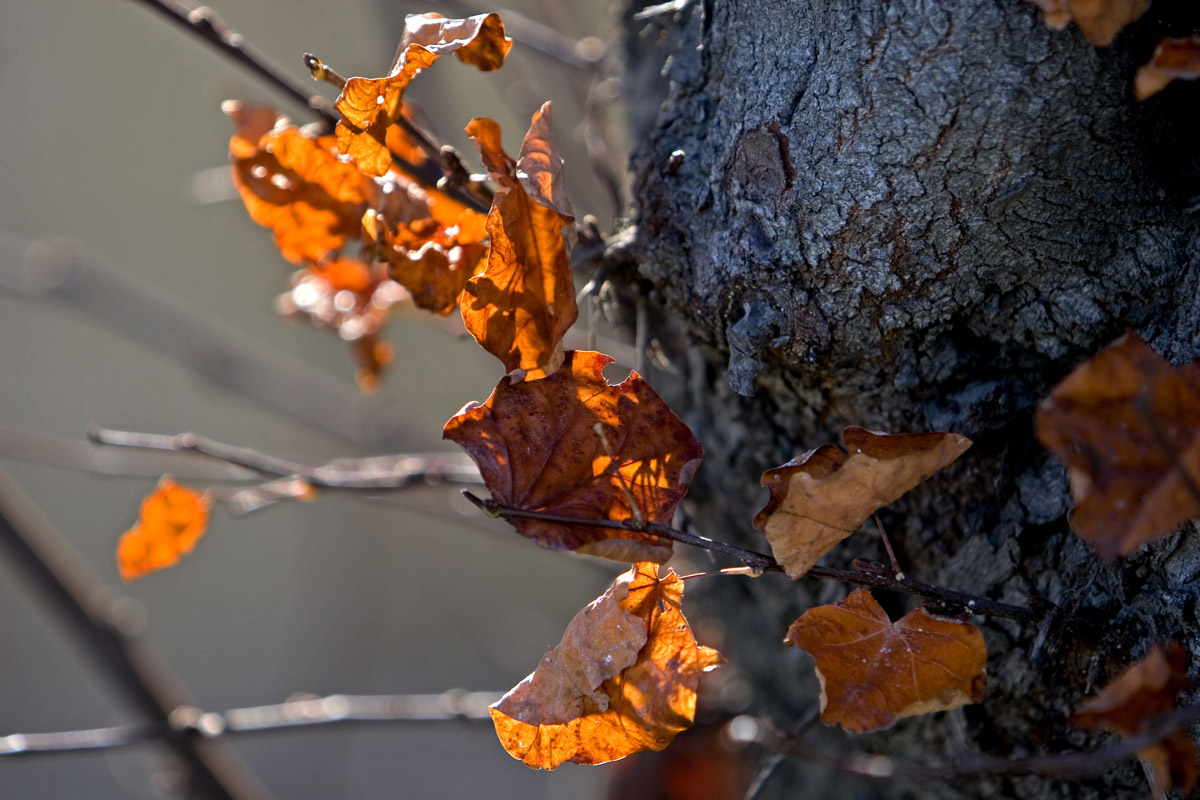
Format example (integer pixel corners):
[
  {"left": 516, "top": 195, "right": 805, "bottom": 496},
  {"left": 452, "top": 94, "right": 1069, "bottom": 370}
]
[
  {"left": 225, "top": 101, "right": 375, "bottom": 265},
  {"left": 491, "top": 562, "right": 722, "bottom": 769},
  {"left": 752, "top": 427, "right": 971, "bottom": 579},
  {"left": 1073, "top": 643, "right": 1198, "bottom": 797},
  {"left": 117, "top": 477, "right": 210, "bottom": 582},
  {"left": 443, "top": 350, "right": 704, "bottom": 563},
  {"left": 335, "top": 13, "right": 512, "bottom": 177},
  {"left": 1025, "top": 0, "right": 1150, "bottom": 46},
  {"left": 363, "top": 178, "right": 488, "bottom": 315},
  {"left": 784, "top": 589, "right": 987, "bottom": 733},
  {"left": 461, "top": 104, "right": 578, "bottom": 378},
  {"left": 1135, "top": 36, "right": 1200, "bottom": 101},
  {"left": 1034, "top": 332, "right": 1200, "bottom": 558}
]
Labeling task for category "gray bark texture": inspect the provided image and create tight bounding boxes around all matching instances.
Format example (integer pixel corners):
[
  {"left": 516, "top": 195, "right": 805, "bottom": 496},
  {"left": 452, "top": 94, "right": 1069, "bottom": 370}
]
[{"left": 612, "top": 0, "right": 1200, "bottom": 797}]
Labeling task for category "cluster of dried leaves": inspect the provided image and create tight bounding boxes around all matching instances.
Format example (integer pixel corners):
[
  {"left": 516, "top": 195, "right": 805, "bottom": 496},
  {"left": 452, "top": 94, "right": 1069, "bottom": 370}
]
[
  {"left": 1025, "top": 0, "right": 1200, "bottom": 99},
  {"left": 112, "top": 6, "right": 1200, "bottom": 785}
]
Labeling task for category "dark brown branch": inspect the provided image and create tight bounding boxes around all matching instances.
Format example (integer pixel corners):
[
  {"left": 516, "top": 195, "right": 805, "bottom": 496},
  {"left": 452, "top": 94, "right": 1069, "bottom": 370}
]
[
  {"left": 0, "top": 690, "right": 502, "bottom": 758},
  {"left": 0, "top": 233, "right": 422, "bottom": 450},
  {"left": 0, "top": 468, "right": 267, "bottom": 798},
  {"left": 88, "top": 428, "right": 482, "bottom": 490},
  {"left": 460, "top": 491, "right": 1043, "bottom": 622}
]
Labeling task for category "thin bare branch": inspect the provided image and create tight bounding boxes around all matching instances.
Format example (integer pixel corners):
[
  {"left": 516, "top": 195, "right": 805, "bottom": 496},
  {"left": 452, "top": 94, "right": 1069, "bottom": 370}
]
[
  {"left": 0, "top": 233, "right": 422, "bottom": 450},
  {"left": 0, "top": 467, "right": 268, "bottom": 798},
  {"left": 459, "top": 491, "right": 1043, "bottom": 622},
  {"left": 89, "top": 428, "right": 481, "bottom": 490},
  {"left": 0, "top": 690, "right": 502, "bottom": 758}
]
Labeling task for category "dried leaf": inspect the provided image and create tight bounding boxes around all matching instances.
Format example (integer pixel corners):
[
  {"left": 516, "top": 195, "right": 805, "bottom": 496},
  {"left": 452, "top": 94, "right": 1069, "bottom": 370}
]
[
  {"left": 1025, "top": 0, "right": 1150, "bottom": 46},
  {"left": 753, "top": 427, "right": 971, "bottom": 579},
  {"left": 1135, "top": 36, "right": 1200, "bottom": 101},
  {"left": 491, "top": 562, "right": 722, "bottom": 769},
  {"left": 784, "top": 590, "right": 987, "bottom": 733},
  {"left": 336, "top": 13, "right": 512, "bottom": 177},
  {"left": 117, "top": 478, "right": 209, "bottom": 582},
  {"left": 443, "top": 350, "right": 704, "bottom": 563},
  {"left": 1034, "top": 332, "right": 1200, "bottom": 558},
  {"left": 364, "top": 178, "right": 488, "bottom": 315},
  {"left": 1074, "top": 644, "right": 1197, "bottom": 796},
  {"left": 225, "top": 102, "right": 372, "bottom": 264},
  {"left": 461, "top": 105, "right": 578, "bottom": 378},
  {"left": 274, "top": 260, "right": 402, "bottom": 389}
]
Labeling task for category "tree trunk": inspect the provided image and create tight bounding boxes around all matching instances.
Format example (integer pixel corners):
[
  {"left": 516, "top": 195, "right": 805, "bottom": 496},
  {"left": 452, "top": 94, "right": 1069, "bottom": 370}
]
[{"left": 614, "top": 0, "right": 1200, "bottom": 797}]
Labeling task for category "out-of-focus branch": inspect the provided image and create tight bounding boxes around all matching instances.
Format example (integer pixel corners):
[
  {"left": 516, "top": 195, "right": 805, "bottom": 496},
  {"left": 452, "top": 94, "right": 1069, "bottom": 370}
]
[
  {"left": 88, "top": 427, "right": 481, "bottom": 490},
  {"left": 0, "top": 233, "right": 423, "bottom": 450},
  {"left": 0, "top": 467, "right": 268, "bottom": 799},
  {"left": 0, "top": 690, "right": 501, "bottom": 757}
]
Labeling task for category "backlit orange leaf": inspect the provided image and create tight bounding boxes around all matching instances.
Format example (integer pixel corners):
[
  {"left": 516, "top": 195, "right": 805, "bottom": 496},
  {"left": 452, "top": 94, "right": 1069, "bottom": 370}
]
[
  {"left": 491, "top": 562, "right": 722, "bottom": 769},
  {"left": 1135, "top": 36, "right": 1200, "bottom": 101},
  {"left": 1074, "top": 644, "right": 1198, "bottom": 796},
  {"left": 364, "top": 179, "right": 488, "bottom": 315},
  {"left": 274, "top": 260, "right": 403, "bottom": 390},
  {"left": 117, "top": 478, "right": 210, "bottom": 582},
  {"left": 461, "top": 105, "right": 577, "bottom": 377},
  {"left": 753, "top": 427, "right": 971, "bottom": 579},
  {"left": 443, "top": 350, "right": 704, "bottom": 563},
  {"left": 1025, "top": 0, "right": 1150, "bottom": 46},
  {"left": 335, "top": 13, "right": 512, "bottom": 177},
  {"left": 1034, "top": 332, "right": 1200, "bottom": 558},
  {"left": 225, "top": 101, "right": 373, "bottom": 264},
  {"left": 784, "top": 590, "right": 987, "bottom": 733}
]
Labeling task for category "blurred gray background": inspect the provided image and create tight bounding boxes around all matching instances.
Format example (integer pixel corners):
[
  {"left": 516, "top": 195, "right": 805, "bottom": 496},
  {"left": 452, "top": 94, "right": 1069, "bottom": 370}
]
[{"left": 0, "top": 0, "right": 634, "bottom": 796}]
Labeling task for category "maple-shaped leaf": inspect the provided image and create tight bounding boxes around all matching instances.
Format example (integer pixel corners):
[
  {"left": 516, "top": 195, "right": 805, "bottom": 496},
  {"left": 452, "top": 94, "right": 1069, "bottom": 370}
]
[
  {"left": 1034, "top": 332, "right": 1200, "bottom": 558},
  {"left": 1025, "top": 0, "right": 1150, "bottom": 46},
  {"left": 784, "top": 589, "right": 987, "bottom": 733},
  {"left": 460, "top": 105, "right": 577, "bottom": 377},
  {"left": 443, "top": 350, "right": 704, "bottom": 563},
  {"left": 225, "top": 101, "right": 373, "bottom": 264},
  {"left": 1074, "top": 644, "right": 1198, "bottom": 797},
  {"left": 336, "top": 13, "right": 512, "bottom": 177},
  {"left": 1135, "top": 36, "right": 1200, "bottom": 101},
  {"left": 363, "top": 178, "right": 488, "bottom": 315},
  {"left": 117, "top": 477, "right": 210, "bottom": 582},
  {"left": 491, "top": 562, "right": 722, "bottom": 769},
  {"left": 752, "top": 427, "right": 971, "bottom": 579},
  {"left": 274, "top": 259, "right": 401, "bottom": 390}
]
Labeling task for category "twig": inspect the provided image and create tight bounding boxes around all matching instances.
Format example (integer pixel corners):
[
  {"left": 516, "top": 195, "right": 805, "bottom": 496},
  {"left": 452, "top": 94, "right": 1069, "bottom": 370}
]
[
  {"left": 130, "top": 0, "right": 337, "bottom": 127},
  {"left": 0, "top": 690, "right": 502, "bottom": 757},
  {"left": 873, "top": 512, "right": 905, "bottom": 579},
  {"left": 459, "top": 491, "right": 1043, "bottom": 622},
  {"left": 88, "top": 428, "right": 481, "bottom": 490},
  {"left": 428, "top": 0, "right": 601, "bottom": 71},
  {"left": 302, "top": 54, "right": 493, "bottom": 210},
  {"left": 0, "top": 468, "right": 268, "bottom": 798},
  {"left": 0, "top": 233, "right": 422, "bottom": 450},
  {"left": 756, "top": 700, "right": 1200, "bottom": 783}
]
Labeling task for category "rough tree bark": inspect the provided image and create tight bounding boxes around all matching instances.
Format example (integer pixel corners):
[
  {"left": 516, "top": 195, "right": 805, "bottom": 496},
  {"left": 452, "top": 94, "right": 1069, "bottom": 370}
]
[{"left": 611, "top": 0, "right": 1200, "bottom": 797}]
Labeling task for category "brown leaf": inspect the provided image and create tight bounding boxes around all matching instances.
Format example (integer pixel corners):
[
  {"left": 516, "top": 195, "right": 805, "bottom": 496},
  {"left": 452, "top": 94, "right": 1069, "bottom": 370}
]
[
  {"left": 117, "top": 478, "right": 209, "bottom": 582},
  {"left": 363, "top": 178, "right": 488, "bottom": 315},
  {"left": 442, "top": 350, "right": 704, "bottom": 563},
  {"left": 752, "top": 427, "right": 971, "bottom": 579},
  {"left": 1074, "top": 644, "right": 1197, "bottom": 796},
  {"left": 225, "top": 102, "right": 373, "bottom": 264},
  {"left": 491, "top": 562, "right": 722, "bottom": 769},
  {"left": 460, "top": 105, "right": 578, "bottom": 377},
  {"left": 1135, "top": 36, "right": 1200, "bottom": 101},
  {"left": 1025, "top": 0, "right": 1150, "bottom": 46},
  {"left": 335, "top": 13, "right": 512, "bottom": 177},
  {"left": 1034, "top": 332, "right": 1200, "bottom": 558},
  {"left": 784, "top": 590, "right": 987, "bottom": 733}
]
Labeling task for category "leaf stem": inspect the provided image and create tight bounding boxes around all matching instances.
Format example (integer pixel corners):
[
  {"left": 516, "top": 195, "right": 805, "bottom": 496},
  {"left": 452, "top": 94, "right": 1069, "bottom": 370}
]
[{"left": 458, "top": 491, "right": 1044, "bottom": 622}]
